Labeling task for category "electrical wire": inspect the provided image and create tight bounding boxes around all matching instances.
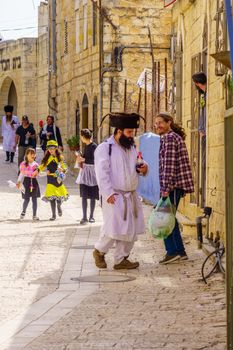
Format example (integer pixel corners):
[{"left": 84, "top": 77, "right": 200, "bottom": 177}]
[{"left": 0, "top": 14, "right": 159, "bottom": 34}]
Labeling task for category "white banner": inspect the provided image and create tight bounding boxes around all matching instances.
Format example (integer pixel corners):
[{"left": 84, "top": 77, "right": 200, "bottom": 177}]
[
  {"left": 137, "top": 68, "right": 165, "bottom": 93},
  {"left": 164, "top": 0, "right": 177, "bottom": 7}
]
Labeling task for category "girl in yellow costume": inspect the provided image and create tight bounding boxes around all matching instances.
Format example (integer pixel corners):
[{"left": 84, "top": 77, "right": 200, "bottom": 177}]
[{"left": 34, "top": 140, "right": 69, "bottom": 220}]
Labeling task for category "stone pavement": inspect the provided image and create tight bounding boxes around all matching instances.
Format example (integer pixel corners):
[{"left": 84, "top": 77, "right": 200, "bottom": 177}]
[{"left": 0, "top": 146, "right": 226, "bottom": 350}]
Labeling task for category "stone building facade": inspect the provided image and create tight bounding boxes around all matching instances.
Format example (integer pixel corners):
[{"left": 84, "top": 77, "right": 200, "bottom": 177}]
[
  {"left": 49, "top": 0, "right": 172, "bottom": 152},
  {"left": 0, "top": 1, "right": 49, "bottom": 132},
  {"left": 171, "top": 0, "right": 232, "bottom": 240}
]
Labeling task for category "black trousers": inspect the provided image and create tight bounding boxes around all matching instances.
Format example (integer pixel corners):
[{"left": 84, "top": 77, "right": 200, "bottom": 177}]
[
  {"left": 50, "top": 199, "right": 62, "bottom": 218},
  {"left": 6, "top": 151, "right": 14, "bottom": 162}
]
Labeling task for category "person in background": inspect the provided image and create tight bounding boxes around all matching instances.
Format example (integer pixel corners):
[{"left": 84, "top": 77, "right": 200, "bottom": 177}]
[
  {"left": 2, "top": 105, "right": 19, "bottom": 163},
  {"left": 40, "top": 115, "right": 63, "bottom": 152},
  {"left": 17, "top": 148, "right": 40, "bottom": 220},
  {"left": 76, "top": 129, "right": 99, "bottom": 224},
  {"left": 15, "top": 115, "right": 36, "bottom": 167},
  {"left": 154, "top": 112, "right": 194, "bottom": 265}
]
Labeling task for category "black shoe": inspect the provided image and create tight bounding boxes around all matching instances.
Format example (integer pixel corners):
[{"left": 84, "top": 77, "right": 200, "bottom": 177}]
[
  {"left": 5, "top": 159, "right": 10, "bottom": 163},
  {"left": 20, "top": 212, "right": 26, "bottom": 220},
  {"left": 80, "top": 218, "right": 88, "bottom": 225},
  {"left": 159, "top": 254, "right": 180, "bottom": 265},
  {"left": 57, "top": 207, "right": 62, "bottom": 217},
  {"left": 50, "top": 216, "right": 56, "bottom": 221},
  {"left": 89, "top": 217, "right": 95, "bottom": 223}
]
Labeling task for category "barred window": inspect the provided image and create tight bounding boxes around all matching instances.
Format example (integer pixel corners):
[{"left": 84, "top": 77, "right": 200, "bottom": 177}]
[
  {"left": 92, "top": 1, "right": 97, "bottom": 46},
  {"left": 83, "top": 1, "right": 88, "bottom": 50}
]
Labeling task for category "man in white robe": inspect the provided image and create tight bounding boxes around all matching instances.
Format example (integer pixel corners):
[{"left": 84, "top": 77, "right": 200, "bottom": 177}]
[
  {"left": 2, "top": 105, "right": 19, "bottom": 163},
  {"left": 93, "top": 112, "right": 148, "bottom": 270}
]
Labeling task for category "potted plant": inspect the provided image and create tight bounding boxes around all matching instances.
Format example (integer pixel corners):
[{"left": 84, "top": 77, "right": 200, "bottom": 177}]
[{"left": 67, "top": 135, "right": 80, "bottom": 151}]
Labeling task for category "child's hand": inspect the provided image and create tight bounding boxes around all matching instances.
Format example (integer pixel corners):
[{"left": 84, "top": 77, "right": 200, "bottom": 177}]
[
  {"left": 47, "top": 170, "right": 51, "bottom": 175},
  {"left": 32, "top": 170, "right": 38, "bottom": 177},
  {"left": 76, "top": 155, "right": 85, "bottom": 163}
]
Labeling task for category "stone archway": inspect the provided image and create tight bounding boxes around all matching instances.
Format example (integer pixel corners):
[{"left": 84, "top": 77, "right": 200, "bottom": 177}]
[
  {"left": 0, "top": 76, "right": 18, "bottom": 134},
  {"left": 0, "top": 76, "right": 18, "bottom": 116}
]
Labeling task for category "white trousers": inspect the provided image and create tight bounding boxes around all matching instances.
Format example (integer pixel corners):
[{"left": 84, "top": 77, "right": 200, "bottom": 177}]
[{"left": 95, "top": 236, "right": 135, "bottom": 265}]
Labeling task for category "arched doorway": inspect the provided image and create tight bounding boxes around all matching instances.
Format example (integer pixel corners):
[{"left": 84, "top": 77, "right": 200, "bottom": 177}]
[
  {"left": 0, "top": 77, "right": 18, "bottom": 135},
  {"left": 8, "top": 81, "right": 18, "bottom": 114},
  {"left": 0, "top": 77, "right": 18, "bottom": 115},
  {"left": 82, "top": 93, "right": 89, "bottom": 129}
]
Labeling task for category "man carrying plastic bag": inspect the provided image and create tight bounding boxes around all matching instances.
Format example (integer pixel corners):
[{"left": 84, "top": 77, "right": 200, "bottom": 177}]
[{"left": 154, "top": 112, "right": 194, "bottom": 265}]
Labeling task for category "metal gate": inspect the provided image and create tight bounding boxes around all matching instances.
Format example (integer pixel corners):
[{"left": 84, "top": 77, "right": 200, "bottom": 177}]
[{"left": 225, "top": 111, "right": 233, "bottom": 350}]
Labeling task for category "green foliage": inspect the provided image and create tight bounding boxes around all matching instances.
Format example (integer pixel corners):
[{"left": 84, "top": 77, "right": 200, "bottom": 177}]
[
  {"left": 66, "top": 135, "right": 80, "bottom": 149},
  {"left": 228, "top": 75, "right": 233, "bottom": 94}
]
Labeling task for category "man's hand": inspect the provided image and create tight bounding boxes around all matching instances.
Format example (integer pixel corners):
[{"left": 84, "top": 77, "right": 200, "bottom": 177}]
[
  {"left": 107, "top": 194, "right": 118, "bottom": 204},
  {"left": 59, "top": 146, "right": 64, "bottom": 152},
  {"left": 138, "top": 164, "right": 148, "bottom": 176},
  {"left": 16, "top": 182, "right": 21, "bottom": 189},
  {"left": 199, "top": 131, "right": 205, "bottom": 138}
]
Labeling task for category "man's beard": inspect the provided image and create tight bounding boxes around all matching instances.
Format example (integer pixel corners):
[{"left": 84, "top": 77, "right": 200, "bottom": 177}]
[{"left": 119, "top": 134, "right": 135, "bottom": 149}]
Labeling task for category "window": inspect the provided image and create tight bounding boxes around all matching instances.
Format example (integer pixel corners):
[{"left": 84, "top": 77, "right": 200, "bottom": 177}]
[
  {"left": 214, "top": 0, "right": 227, "bottom": 75},
  {"left": 75, "top": 8, "right": 80, "bottom": 53},
  {"left": 83, "top": 0, "right": 88, "bottom": 50},
  {"left": 92, "top": 1, "right": 97, "bottom": 46}
]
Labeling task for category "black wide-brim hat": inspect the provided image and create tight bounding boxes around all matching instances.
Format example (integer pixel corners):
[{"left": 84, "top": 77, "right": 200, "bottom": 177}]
[
  {"left": 4, "top": 105, "right": 14, "bottom": 113},
  {"left": 101, "top": 112, "right": 144, "bottom": 129}
]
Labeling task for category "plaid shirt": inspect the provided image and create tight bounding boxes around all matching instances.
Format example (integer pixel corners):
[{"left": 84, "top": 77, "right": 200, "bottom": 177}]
[{"left": 159, "top": 131, "right": 194, "bottom": 193}]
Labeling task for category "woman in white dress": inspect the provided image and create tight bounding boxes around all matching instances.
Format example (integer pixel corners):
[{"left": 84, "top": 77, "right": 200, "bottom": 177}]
[{"left": 2, "top": 105, "right": 19, "bottom": 163}]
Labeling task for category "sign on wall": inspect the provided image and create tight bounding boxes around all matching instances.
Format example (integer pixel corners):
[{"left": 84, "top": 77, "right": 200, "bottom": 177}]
[{"left": 164, "top": 0, "right": 177, "bottom": 7}]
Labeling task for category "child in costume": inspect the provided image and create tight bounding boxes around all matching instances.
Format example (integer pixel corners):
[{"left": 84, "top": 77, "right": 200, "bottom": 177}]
[
  {"left": 17, "top": 148, "right": 40, "bottom": 220},
  {"left": 76, "top": 129, "right": 99, "bottom": 224},
  {"left": 33, "top": 140, "right": 68, "bottom": 220}
]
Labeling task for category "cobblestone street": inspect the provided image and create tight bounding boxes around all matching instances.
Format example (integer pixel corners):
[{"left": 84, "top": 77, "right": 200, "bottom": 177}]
[{"left": 0, "top": 147, "right": 226, "bottom": 350}]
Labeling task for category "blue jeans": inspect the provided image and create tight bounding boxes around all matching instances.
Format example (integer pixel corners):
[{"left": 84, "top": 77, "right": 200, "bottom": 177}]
[{"left": 164, "top": 188, "right": 186, "bottom": 256}]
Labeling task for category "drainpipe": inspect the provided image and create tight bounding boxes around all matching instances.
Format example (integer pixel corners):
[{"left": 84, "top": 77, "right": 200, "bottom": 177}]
[{"left": 48, "top": 0, "right": 58, "bottom": 115}]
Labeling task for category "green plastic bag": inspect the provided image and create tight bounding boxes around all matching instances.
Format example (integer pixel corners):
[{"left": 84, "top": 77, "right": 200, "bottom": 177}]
[{"left": 148, "top": 197, "right": 176, "bottom": 239}]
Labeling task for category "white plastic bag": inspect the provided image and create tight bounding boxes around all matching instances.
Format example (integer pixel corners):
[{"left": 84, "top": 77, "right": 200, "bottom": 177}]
[
  {"left": 148, "top": 197, "right": 175, "bottom": 239},
  {"left": 7, "top": 180, "right": 25, "bottom": 194}
]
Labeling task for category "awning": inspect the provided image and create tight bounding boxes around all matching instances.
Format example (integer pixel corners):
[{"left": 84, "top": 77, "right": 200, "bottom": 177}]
[{"left": 210, "top": 51, "right": 231, "bottom": 69}]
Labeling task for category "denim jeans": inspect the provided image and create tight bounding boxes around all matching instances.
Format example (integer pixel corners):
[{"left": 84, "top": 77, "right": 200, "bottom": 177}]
[{"left": 164, "top": 188, "right": 186, "bottom": 256}]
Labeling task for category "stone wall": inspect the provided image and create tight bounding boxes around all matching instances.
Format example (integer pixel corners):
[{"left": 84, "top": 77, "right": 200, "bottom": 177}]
[
  {"left": 0, "top": 2, "right": 49, "bottom": 136},
  {"left": 54, "top": 0, "right": 172, "bottom": 159},
  {"left": 172, "top": 0, "right": 226, "bottom": 239}
]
